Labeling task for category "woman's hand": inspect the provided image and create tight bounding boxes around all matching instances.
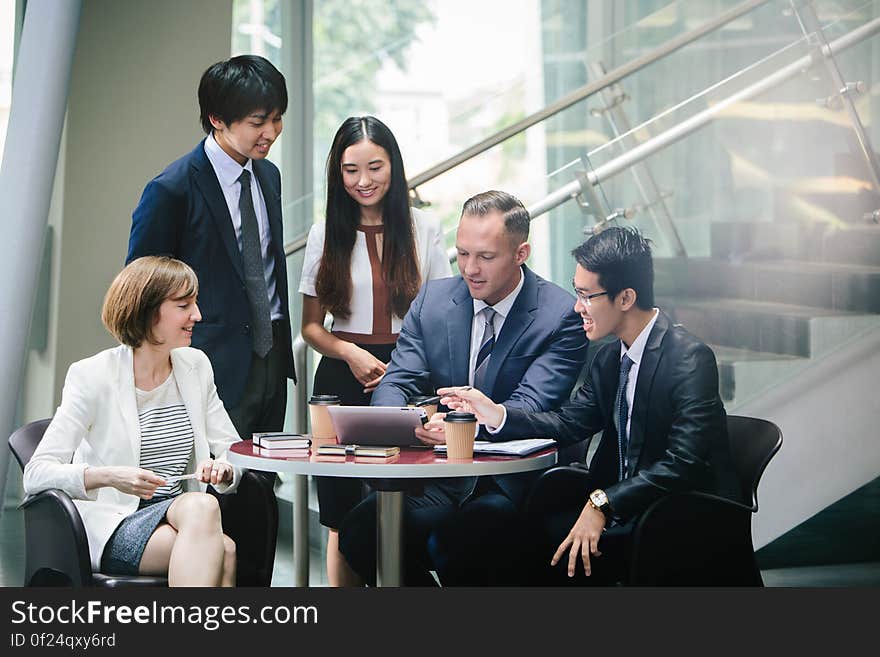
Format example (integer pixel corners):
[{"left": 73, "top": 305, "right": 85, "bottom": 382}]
[
  {"left": 437, "top": 386, "right": 506, "bottom": 428},
  {"left": 342, "top": 343, "right": 387, "bottom": 391},
  {"left": 196, "top": 459, "right": 233, "bottom": 486},
  {"left": 91, "top": 466, "right": 166, "bottom": 499}
]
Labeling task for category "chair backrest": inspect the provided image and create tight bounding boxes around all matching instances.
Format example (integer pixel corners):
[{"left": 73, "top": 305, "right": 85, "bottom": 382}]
[
  {"left": 726, "top": 415, "right": 783, "bottom": 512},
  {"left": 8, "top": 418, "right": 52, "bottom": 471}
]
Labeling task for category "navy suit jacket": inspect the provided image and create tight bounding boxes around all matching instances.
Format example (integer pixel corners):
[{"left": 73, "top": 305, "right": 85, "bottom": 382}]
[
  {"left": 127, "top": 139, "right": 296, "bottom": 408},
  {"left": 500, "top": 311, "right": 740, "bottom": 520},
  {"left": 372, "top": 265, "right": 589, "bottom": 506}
]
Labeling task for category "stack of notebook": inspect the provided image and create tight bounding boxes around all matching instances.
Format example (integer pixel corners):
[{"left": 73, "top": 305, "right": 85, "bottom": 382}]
[{"left": 252, "top": 432, "right": 311, "bottom": 457}]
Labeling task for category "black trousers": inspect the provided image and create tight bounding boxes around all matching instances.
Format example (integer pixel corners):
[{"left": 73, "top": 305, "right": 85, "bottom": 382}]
[
  {"left": 226, "top": 319, "right": 289, "bottom": 442},
  {"left": 220, "top": 319, "right": 288, "bottom": 586},
  {"left": 312, "top": 342, "right": 395, "bottom": 529},
  {"left": 524, "top": 466, "right": 634, "bottom": 586},
  {"left": 338, "top": 477, "right": 530, "bottom": 586}
]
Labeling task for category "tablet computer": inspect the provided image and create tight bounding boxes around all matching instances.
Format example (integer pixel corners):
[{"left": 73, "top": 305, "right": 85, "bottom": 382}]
[{"left": 326, "top": 406, "right": 428, "bottom": 446}]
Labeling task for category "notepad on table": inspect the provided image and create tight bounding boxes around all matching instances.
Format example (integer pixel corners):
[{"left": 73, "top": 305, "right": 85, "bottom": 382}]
[
  {"left": 253, "top": 432, "right": 311, "bottom": 449},
  {"left": 257, "top": 446, "right": 310, "bottom": 458},
  {"left": 434, "top": 438, "right": 555, "bottom": 457},
  {"left": 317, "top": 444, "right": 400, "bottom": 458}
]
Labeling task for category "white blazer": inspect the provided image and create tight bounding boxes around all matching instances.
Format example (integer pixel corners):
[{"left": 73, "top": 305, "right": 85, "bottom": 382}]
[{"left": 23, "top": 345, "right": 243, "bottom": 571}]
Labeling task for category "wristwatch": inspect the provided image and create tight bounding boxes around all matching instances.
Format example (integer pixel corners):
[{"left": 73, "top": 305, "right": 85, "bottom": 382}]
[{"left": 588, "top": 489, "right": 612, "bottom": 517}]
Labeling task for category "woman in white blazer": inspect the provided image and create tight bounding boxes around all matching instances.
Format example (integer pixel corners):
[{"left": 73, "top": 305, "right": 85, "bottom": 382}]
[{"left": 24, "top": 256, "right": 243, "bottom": 586}]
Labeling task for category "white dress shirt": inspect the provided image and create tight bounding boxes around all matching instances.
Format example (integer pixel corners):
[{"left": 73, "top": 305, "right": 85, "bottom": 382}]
[
  {"left": 298, "top": 208, "right": 451, "bottom": 335},
  {"left": 618, "top": 308, "right": 660, "bottom": 443},
  {"left": 488, "top": 306, "right": 660, "bottom": 436},
  {"left": 204, "top": 133, "right": 282, "bottom": 320},
  {"left": 468, "top": 268, "right": 525, "bottom": 386}
]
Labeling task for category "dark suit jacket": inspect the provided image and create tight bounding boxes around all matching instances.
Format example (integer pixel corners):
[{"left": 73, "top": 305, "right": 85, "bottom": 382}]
[
  {"left": 372, "top": 265, "right": 589, "bottom": 505},
  {"left": 127, "top": 139, "right": 295, "bottom": 408},
  {"left": 500, "top": 311, "right": 739, "bottom": 520}
]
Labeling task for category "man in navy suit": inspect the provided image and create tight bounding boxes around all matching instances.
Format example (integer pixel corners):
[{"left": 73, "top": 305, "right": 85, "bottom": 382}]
[
  {"left": 338, "top": 190, "right": 589, "bottom": 585},
  {"left": 127, "top": 56, "right": 294, "bottom": 585},
  {"left": 127, "top": 55, "right": 295, "bottom": 441},
  {"left": 441, "top": 227, "right": 738, "bottom": 585}
]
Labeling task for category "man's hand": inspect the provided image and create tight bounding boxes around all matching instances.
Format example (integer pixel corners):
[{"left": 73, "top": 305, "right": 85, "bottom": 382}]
[
  {"left": 551, "top": 500, "right": 607, "bottom": 577},
  {"left": 437, "top": 386, "right": 505, "bottom": 428},
  {"left": 196, "top": 459, "right": 233, "bottom": 486},
  {"left": 413, "top": 412, "right": 447, "bottom": 446}
]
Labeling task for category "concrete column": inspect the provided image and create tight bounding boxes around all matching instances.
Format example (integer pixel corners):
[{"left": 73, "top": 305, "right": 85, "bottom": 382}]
[{"left": 0, "top": 0, "right": 81, "bottom": 510}]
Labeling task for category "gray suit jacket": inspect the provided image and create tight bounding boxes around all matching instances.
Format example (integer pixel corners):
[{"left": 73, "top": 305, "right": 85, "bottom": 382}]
[{"left": 372, "top": 265, "right": 588, "bottom": 506}]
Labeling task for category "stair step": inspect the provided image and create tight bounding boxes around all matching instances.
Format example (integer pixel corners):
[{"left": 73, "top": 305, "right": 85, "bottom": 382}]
[
  {"left": 662, "top": 297, "right": 880, "bottom": 357},
  {"left": 710, "top": 221, "right": 814, "bottom": 261},
  {"left": 709, "top": 344, "right": 804, "bottom": 405},
  {"left": 656, "top": 257, "right": 880, "bottom": 313},
  {"left": 709, "top": 221, "right": 880, "bottom": 267},
  {"left": 821, "top": 225, "right": 880, "bottom": 267}
]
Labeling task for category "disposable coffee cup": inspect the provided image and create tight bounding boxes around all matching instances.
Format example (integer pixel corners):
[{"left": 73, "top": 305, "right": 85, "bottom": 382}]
[
  {"left": 444, "top": 411, "right": 477, "bottom": 460},
  {"left": 309, "top": 394, "right": 340, "bottom": 440},
  {"left": 408, "top": 394, "right": 439, "bottom": 420}
]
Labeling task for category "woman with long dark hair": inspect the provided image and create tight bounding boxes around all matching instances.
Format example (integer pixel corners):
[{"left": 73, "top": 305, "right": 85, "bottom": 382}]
[{"left": 299, "top": 116, "right": 450, "bottom": 585}]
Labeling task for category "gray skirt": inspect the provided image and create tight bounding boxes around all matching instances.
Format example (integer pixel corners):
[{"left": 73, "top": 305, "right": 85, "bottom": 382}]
[{"left": 100, "top": 496, "right": 176, "bottom": 575}]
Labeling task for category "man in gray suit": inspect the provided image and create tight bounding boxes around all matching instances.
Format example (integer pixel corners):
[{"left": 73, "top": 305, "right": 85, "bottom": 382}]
[{"left": 339, "top": 190, "right": 588, "bottom": 585}]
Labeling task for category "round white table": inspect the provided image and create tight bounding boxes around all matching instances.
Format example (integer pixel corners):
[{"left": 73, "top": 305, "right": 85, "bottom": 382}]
[{"left": 228, "top": 440, "right": 557, "bottom": 586}]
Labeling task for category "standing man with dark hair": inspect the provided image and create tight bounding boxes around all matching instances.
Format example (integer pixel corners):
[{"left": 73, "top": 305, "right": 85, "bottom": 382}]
[
  {"left": 441, "top": 226, "right": 739, "bottom": 585},
  {"left": 338, "top": 190, "right": 589, "bottom": 586},
  {"left": 127, "top": 55, "right": 295, "bottom": 585}
]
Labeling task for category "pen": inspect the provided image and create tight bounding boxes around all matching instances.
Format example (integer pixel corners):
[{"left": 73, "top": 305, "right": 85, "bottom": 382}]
[{"left": 163, "top": 473, "right": 199, "bottom": 484}]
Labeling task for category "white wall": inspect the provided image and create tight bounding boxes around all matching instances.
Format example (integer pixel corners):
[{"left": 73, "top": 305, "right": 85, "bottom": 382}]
[
  {"left": 20, "top": 0, "right": 233, "bottom": 414},
  {"left": 744, "top": 327, "right": 880, "bottom": 549}
]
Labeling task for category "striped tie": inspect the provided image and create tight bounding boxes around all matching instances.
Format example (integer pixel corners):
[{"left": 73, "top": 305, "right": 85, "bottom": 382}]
[{"left": 473, "top": 307, "right": 497, "bottom": 392}]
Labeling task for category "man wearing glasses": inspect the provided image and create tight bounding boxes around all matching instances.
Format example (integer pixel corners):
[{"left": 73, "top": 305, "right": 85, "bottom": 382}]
[{"left": 441, "top": 226, "right": 739, "bottom": 584}]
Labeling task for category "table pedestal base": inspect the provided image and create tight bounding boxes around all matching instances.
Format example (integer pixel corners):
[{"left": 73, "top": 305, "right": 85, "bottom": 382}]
[
  {"left": 293, "top": 474, "right": 309, "bottom": 587},
  {"left": 376, "top": 490, "right": 405, "bottom": 587}
]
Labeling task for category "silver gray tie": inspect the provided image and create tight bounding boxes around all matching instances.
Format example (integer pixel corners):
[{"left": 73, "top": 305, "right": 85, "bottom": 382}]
[
  {"left": 238, "top": 169, "right": 273, "bottom": 358},
  {"left": 473, "top": 307, "right": 497, "bottom": 392}
]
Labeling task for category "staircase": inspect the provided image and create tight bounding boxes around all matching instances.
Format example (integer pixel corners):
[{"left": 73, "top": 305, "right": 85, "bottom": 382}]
[
  {"left": 654, "top": 218, "right": 880, "bottom": 548},
  {"left": 656, "top": 220, "right": 880, "bottom": 408}
]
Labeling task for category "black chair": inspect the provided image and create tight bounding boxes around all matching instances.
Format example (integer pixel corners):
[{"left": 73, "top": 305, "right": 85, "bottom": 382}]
[
  {"left": 9, "top": 418, "right": 278, "bottom": 587},
  {"left": 526, "top": 414, "right": 782, "bottom": 586}
]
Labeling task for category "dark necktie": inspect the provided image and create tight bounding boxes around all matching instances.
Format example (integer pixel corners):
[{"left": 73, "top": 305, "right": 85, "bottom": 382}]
[
  {"left": 615, "top": 354, "right": 634, "bottom": 481},
  {"left": 237, "top": 170, "right": 273, "bottom": 358},
  {"left": 473, "top": 307, "right": 497, "bottom": 392}
]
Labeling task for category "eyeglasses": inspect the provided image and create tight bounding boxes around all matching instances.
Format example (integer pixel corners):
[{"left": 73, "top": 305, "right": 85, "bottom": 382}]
[{"left": 572, "top": 285, "right": 609, "bottom": 307}]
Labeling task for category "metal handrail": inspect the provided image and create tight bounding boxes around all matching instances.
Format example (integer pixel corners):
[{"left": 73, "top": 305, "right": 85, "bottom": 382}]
[
  {"left": 288, "top": 12, "right": 880, "bottom": 265},
  {"left": 284, "top": 233, "right": 309, "bottom": 258},
  {"left": 282, "top": 0, "right": 771, "bottom": 258},
  {"left": 524, "top": 15, "right": 880, "bottom": 222},
  {"left": 406, "top": 0, "right": 771, "bottom": 190}
]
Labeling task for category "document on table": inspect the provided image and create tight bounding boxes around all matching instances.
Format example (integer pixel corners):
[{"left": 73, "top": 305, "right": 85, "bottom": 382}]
[{"left": 434, "top": 438, "right": 556, "bottom": 457}]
